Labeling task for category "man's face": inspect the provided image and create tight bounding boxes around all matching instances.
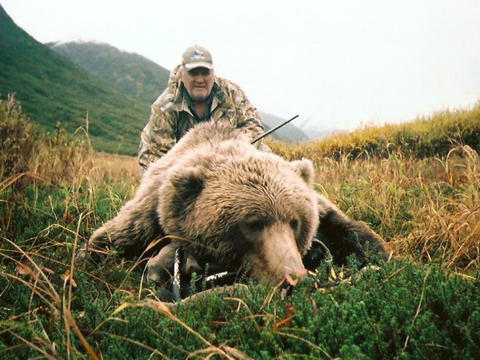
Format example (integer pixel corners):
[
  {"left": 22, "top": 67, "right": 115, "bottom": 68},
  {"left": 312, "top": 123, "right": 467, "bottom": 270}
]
[{"left": 181, "top": 67, "right": 215, "bottom": 102}]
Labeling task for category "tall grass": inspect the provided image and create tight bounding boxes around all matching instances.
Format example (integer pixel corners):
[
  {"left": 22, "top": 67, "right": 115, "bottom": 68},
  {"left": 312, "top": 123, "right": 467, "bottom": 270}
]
[
  {"left": 267, "top": 102, "right": 480, "bottom": 272},
  {"left": 269, "top": 101, "right": 480, "bottom": 161},
  {"left": 307, "top": 147, "right": 480, "bottom": 272},
  {"left": 1, "top": 96, "right": 480, "bottom": 358}
]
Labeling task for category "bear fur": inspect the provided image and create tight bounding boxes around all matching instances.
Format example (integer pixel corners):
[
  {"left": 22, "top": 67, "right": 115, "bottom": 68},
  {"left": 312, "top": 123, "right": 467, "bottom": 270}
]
[{"left": 79, "top": 121, "right": 387, "bottom": 285}]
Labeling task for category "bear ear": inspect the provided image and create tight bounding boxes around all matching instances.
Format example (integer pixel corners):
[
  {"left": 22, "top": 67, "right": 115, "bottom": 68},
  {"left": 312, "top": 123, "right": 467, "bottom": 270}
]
[
  {"left": 290, "top": 159, "right": 315, "bottom": 185},
  {"left": 170, "top": 167, "right": 206, "bottom": 204}
]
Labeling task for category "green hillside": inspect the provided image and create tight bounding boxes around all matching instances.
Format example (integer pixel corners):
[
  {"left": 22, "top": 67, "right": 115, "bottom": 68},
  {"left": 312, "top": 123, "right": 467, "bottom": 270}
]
[
  {"left": 47, "top": 41, "right": 170, "bottom": 104},
  {"left": 0, "top": 5, "right": 149, "bottom": 155}
]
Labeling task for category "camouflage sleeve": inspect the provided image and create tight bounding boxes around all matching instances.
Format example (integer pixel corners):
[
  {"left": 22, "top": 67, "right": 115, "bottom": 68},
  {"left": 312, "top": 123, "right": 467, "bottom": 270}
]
[
  {"left": 138, "top": 101, "right": 177, "bottom": 171},
  {"left": 138, "top": 65, "right": 183, "bottom": 171},
  {"left": 229, "top": 83, "right": 264, "bottom": 138}
]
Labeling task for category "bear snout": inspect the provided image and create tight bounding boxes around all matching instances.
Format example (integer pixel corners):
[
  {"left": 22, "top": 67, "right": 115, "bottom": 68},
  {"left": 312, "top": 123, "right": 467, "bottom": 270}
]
[{"left": 259, "top": 222, "right": 307, "bottom": 282}]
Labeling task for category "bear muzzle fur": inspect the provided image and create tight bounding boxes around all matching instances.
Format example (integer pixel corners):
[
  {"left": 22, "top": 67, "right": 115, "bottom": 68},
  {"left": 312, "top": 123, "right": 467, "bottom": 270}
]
[{"left": 238, "top": 221, "right": 307, "bottom": 282}]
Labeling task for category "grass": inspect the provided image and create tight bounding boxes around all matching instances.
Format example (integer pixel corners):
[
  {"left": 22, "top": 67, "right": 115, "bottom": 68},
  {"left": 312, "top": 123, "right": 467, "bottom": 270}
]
[
  {"left": 269, "top": 101, "right": 480, "bottom": 161},
  {"left": 1, "top": 96, "right": 480, "bottom": 358},
  {"left": 306, "top": 147, "right": 480, "bottom": 272}
]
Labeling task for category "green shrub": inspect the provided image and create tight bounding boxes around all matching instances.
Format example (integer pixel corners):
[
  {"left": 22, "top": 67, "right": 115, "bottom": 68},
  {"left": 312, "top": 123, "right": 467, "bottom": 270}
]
[{"left": 0, "top": 95, "right": 38, "bottom": 179}]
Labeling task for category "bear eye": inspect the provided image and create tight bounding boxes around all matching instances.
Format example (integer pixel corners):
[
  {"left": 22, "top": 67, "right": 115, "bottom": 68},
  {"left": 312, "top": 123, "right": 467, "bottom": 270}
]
[
  {"left": 247, "top": 220, "right": 265, "bottom": 232},
  {"left": 289, "top": 219, "right": 299, "bottom": 231}
]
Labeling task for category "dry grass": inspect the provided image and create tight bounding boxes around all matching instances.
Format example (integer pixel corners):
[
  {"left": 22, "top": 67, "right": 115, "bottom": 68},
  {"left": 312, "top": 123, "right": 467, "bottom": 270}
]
[{"left": 268, "top": 139, "right": 480, "bottom": 273}]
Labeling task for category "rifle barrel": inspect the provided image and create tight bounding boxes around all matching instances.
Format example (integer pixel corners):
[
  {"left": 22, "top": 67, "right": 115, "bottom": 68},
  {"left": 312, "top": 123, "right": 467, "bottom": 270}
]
[{"left": 251, "top": 115, "right": 299, "bottom": 144}]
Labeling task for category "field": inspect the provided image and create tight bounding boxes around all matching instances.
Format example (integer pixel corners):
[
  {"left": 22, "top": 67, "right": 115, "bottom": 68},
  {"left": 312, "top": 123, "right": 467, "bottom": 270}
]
[{"left": 1, "top": 96, "right": 480, "bottom": 359}]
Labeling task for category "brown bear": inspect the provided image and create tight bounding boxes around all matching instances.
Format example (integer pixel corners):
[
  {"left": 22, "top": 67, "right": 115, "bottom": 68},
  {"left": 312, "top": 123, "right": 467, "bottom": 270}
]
[{"left": 79, "top": 120, "right": 387, "bottom": 293}]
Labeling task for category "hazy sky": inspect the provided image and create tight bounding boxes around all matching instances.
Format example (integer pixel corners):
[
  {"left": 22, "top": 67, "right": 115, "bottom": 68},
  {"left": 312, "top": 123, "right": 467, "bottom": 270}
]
[{"left": 2, "top": 0, "right": 480, "bottom": 131}]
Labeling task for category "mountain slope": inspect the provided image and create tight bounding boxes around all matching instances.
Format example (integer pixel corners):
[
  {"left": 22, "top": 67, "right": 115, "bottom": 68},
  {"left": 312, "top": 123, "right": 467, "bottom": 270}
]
[
  {"left": 49, "top": 41, "right": 308, "bottom": 143},
  {"left": 47, "top": 41, "right": 170, "bottom": 104},
  {"left": 259, "top": 111, "right": 308, "bottom": 142},
  {"left": 0, "top": 5, "right": 149, "bottom": 155}
]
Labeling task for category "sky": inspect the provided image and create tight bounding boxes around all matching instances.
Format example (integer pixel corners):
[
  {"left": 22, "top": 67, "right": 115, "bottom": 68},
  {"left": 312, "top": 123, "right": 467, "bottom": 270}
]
[{"left": 2, "top": 0, "right": 480, "bottom": 132}]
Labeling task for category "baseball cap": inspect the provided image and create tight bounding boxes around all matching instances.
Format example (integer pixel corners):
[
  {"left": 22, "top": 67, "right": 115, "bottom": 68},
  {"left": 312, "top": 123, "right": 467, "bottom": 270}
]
[{"left": 182, "top": 45, "right": 213, "bottom": 71}]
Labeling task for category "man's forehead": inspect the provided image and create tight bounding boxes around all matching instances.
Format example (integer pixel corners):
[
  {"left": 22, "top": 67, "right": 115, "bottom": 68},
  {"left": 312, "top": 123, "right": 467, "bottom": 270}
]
[{"left": 187, "top": 67, "right": 212, "bottom": 75}]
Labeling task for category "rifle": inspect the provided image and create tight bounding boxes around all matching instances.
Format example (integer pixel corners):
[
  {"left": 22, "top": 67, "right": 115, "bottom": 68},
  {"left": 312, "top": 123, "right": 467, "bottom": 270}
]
[{"left": 251, "top": 115, "right": 299, "bottom": 144}]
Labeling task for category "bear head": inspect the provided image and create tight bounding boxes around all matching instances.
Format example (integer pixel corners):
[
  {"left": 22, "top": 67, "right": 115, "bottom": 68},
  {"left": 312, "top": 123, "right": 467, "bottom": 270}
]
[{"left": 157, "top": 138, "right": 319, "bottom": 282}]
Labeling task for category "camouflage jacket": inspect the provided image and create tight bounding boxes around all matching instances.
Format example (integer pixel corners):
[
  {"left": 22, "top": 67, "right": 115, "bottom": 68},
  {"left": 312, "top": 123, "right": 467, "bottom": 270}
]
[{"left": 138, "top": 65, "right": 265, "bottom": 170}]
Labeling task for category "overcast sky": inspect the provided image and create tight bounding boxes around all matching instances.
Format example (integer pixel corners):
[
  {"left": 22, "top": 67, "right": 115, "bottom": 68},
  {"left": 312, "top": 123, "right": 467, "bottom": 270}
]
[{"left": 2, "top": 0, "right": 480, "bottom": 131}]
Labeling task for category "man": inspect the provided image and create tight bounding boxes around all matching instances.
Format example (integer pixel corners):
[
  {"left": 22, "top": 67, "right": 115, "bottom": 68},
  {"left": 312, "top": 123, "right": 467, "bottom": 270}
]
[{"left": 138, "top": 44, "right": 267, "bottom": 171}]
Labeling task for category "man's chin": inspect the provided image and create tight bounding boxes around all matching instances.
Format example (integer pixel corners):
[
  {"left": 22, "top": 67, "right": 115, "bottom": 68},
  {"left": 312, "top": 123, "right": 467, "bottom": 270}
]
[{"left": 191, "top": 93, "right": 209, "bottom": 102}]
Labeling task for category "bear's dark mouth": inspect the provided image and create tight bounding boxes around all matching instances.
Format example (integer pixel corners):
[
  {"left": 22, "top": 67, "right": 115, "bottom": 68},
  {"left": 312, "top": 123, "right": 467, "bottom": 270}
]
[
  {"left": 167, "top": 247, "right": 246, "bottom": 302},
  {"left": 166, "top": 239, "right": 334, "bottom": 303}
]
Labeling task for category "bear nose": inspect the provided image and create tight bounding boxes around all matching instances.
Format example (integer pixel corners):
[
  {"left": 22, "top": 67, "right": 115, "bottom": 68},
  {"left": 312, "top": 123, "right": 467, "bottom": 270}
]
[
  {"left": 283, "top": 266, "right": 308, "bottom": 286},
  {"left": 280, "top": 267, "right": 308, "bottom": 299},
  {"left": 262, "top": 223, "right": 307, "bottom": 282}
]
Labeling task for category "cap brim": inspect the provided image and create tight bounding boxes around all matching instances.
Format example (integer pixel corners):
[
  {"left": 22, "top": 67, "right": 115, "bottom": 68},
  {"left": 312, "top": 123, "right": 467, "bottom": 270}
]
[{"left": 184, "top": 62, "right": 213, "bottom": 70}]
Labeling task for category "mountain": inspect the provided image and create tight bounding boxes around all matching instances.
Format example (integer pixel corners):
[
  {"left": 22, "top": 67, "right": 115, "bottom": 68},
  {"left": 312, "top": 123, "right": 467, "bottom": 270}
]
[
  {"left": 48, "top": 41, "right": 308, "bottom": 143},
  {"left": 302, "top": 127, "right": 338, "bottom": 139},
  {"left": 0, "top": 5, "right": 149, "bottom": 155},
  {"left": 259, "top": 111, "right": 308, "bottom": 142},
  {"left": 46, "top": 41, "right": 170, "bottom": 105}
]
